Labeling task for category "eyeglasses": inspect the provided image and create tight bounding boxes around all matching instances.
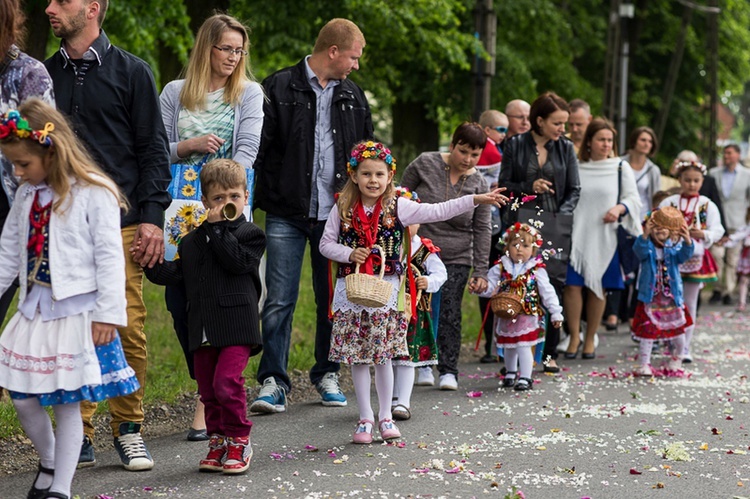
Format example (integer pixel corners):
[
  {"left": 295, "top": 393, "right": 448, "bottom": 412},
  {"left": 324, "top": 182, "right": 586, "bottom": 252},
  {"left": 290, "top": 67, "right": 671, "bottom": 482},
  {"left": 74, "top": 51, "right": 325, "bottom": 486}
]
[
  {"left": 507, "top": 114, "right": 529, "bottom": 122},
  {"left": 213, "top": 45, "right": 247, "bottom": 57},
  {"left": 493, "top": 126, "right": 508, "bottom": 134}
]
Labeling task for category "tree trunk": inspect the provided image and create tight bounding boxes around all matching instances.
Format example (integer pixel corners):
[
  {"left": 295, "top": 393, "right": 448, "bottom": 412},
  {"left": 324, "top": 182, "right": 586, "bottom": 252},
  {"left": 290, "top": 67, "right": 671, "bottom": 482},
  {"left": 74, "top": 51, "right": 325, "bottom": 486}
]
[
  {"left": 392, "top": 99, "right": 439, "bottom": 169},
  {"left": 22, "top": 0, "right": 51, "bottom": 62}
]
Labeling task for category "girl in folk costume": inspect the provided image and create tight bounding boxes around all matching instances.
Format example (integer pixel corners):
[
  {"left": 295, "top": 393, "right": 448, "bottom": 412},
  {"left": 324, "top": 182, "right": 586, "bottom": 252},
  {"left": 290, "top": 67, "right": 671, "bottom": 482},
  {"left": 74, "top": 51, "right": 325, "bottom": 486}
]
[
  {"left": 320, "top": 141, "right": 506, "bottom": 444},
  {"left": 475, "top": 223, "right": 563, "bottom": 392},
  {"left": 631, "top": 207, "right": 695, "bottom": 376},
  {"left": 731, "top": 226, "right": 750, "bottom": 311},
  {"left": 658, "top": 160, "right": 724, "bottom": 363},
  {"left": 0, "top": 100, "right": 138, "bottom": 499},
  {"left": 391, "top": 219, "right": 447, "bottom": 421}
]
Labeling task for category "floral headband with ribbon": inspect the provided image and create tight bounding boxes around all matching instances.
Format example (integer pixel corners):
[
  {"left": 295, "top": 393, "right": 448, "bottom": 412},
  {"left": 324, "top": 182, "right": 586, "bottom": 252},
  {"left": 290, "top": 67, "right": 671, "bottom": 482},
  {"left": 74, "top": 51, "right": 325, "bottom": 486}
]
[
  {"left": 0, "top": 110, "right": 54, "bottom": 147},
  {"left": 394, "top": 185, "right": 418, "bottom": 202},
  {"left": 502, "top": 222, "right": 544, "bottom": 248},
  {"left": 348, "top": 141, "right": 396, "bottom": 174},
  {"left": 675, "top": 160, "right": 707, "bottom": 176}
]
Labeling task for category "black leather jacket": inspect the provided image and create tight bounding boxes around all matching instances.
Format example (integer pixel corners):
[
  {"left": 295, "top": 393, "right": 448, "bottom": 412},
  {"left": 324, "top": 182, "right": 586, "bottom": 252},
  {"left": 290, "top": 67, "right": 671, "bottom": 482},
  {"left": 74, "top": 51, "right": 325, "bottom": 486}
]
[
  {"left": 499, "top": 131, "right": 581, "bottom": 215},
  {"left": 254, "top": 58, "right": 373, "bottom": 219}
]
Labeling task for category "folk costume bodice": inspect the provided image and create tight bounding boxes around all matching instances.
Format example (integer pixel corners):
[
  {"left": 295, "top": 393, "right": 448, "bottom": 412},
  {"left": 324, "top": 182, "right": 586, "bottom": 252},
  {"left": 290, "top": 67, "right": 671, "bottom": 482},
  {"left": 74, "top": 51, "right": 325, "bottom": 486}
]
[
  {"left": 495, "top": 256, "right": 545, "bottom": 317},
  {"left": 336, "top": 197, "right": 405, "bottom": 278}
]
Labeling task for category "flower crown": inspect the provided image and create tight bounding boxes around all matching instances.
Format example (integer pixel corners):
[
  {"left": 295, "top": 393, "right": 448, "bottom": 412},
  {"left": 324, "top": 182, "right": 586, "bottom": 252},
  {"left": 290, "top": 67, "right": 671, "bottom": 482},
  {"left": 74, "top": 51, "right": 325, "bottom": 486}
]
[
  {"left": 675, "top": 160, "right": 707, "bottom": 176},
  {"left": 502, "top": 222, "right": 544, "bottom": 248},
  {"left": 394, "top": 185, "right": 419, "bottom": 202},
  {"left": 0, "top": 110, "right": 54, "bottom": 147},
  {"left": 348, "top": 141, "right": 396, "bottom": 174}
]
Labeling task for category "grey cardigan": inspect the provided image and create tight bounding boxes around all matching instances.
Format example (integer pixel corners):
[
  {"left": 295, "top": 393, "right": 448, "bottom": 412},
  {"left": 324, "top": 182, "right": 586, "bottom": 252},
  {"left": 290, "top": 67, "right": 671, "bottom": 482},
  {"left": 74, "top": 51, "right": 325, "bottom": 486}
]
[
  {"left": 621, "top": 153, "right": 661, "bottom": 215},
  {"left": 400, "top": 152, "right": 491, "bottom": 278},
  {"left": 159, "top": 79, "right": 264, "bottom": 168}
]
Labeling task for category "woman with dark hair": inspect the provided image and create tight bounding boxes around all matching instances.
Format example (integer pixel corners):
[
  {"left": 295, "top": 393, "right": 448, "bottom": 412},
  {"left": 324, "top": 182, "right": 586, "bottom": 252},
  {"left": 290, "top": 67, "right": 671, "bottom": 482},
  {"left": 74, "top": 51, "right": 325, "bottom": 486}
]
[
  {"left": 160, "top": 13, "right": 264, "bottom": 441},
  {"left": 0, "top": 0, "right": 54, "bottom": 320},
  {"left": 401, "top": 122, "right": 494, "bottom": 390},
  {"left": 603, "top": 126, "right": 662, "bottom": 330},
  {"left": 564, "top": 118, "right": 642, "bottom": 359},
  {"left": 498, "top": 92, "right": 580, "bottom": 372}
]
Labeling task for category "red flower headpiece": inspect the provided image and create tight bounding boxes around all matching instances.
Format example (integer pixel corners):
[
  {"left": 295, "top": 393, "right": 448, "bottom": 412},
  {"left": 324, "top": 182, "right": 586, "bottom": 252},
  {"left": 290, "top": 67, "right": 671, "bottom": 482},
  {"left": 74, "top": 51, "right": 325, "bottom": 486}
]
[
  {"left": 502, "top": 222, "right": 544, "bottom": 248},
  {"left": 348, "top": 141, "right": 396, "bottom": 174},
  {"left": 0, "top": 110, "right": 54, "bottom": 147}
]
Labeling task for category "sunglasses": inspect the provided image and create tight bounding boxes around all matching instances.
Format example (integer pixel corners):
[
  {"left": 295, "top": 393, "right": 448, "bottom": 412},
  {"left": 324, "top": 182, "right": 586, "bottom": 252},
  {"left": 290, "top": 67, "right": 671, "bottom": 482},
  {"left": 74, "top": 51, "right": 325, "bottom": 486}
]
[{"left": 493, "top": 126, "right": 508, "bottom": 134}]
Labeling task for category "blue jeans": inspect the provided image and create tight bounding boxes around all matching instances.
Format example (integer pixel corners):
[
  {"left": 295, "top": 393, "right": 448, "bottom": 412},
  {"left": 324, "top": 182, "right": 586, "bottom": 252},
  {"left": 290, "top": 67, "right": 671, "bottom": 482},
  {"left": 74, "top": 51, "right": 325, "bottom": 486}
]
[{"left": 257, "top": 213, "right": 338, "bottom": 392}]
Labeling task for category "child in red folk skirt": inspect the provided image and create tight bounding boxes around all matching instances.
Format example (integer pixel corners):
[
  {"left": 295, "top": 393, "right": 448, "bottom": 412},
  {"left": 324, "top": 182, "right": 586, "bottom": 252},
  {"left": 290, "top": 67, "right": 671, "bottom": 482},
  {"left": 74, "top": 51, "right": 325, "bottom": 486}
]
[
  {"left": 658, "top": 161, "right": 724, "bottom": 363},
  {"left": 631, "top": 207, "right": 695, "bottom": 376},
  {"left": 474, "top": 223, "right": 562, "bottom": 392}
]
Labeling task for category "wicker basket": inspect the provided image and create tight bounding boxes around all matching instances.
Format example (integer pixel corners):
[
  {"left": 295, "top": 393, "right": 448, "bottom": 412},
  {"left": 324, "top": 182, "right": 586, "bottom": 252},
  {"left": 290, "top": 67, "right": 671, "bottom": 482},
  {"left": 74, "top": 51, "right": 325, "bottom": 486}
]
[
  {"left": 345, "top": 245, "right": 393, "bottom": 308},
  {"left": 652, "top": 206, "right": 684, "bottom": 231},
  {"left": 490, "top": 291, "right": 523, "bottom": 319},
  {"left": 404, "top": 264, "right": 423, "bottom": 323}
]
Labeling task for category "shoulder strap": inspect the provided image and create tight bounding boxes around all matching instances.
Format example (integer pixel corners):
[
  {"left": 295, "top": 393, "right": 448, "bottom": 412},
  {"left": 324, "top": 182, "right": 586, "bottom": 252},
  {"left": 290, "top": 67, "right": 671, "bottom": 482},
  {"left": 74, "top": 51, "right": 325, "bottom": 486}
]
[
  {"left": 0, "top": 47, "right": 20, "bottom": 76},
  {"left": 617, "top": 160, "right": 623, "bottom": 204}
]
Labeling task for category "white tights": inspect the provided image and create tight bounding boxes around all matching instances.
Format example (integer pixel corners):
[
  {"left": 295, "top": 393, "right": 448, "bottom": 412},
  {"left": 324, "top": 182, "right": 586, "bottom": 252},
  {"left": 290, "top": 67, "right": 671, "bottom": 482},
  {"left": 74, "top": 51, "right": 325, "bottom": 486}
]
[
  {"left": 682, "top": 282, "right": 701, "bottom": 357},
  {"left": 638, "top": 335, "right": 685, "bottom": 366},
  {"left": 503, "top": 346, "right": 534, "bottom": 380},
  {"left": 13, "top": 398, "right": 82, "bottom": 497},
  {"left": 351, "top": 362, "right": 393, "bottom": 422},
  {"left": 739, "top": 275, "right": 749, "bottom": 307},
  {"left": 391, "top": 364, "right": 415, "bottom": 409}
]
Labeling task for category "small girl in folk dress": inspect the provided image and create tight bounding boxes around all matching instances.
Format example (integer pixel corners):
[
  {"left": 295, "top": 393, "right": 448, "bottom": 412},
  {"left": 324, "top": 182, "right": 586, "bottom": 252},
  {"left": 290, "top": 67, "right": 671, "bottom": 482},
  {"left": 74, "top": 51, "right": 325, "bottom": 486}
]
[
  {"left": 475, "top": 223, "right": 563, "bottom": 392},
  {"left": 391, "top": 222, "right": 447, "bottom": 421},
  {"left": 727, "top": 225, "right": 750, "bottom": 311},
  {"left": 659, "top": 161, "right": 724, "bottom": 363},
  {"left": 0, "top": 100, "right": 138, "bottom": 499},
  {"left": 319, "top": 141, "right": 506, "bottom": 444},
  {"left": 631, "top": 207, "right": 695, "bottom": 376}
]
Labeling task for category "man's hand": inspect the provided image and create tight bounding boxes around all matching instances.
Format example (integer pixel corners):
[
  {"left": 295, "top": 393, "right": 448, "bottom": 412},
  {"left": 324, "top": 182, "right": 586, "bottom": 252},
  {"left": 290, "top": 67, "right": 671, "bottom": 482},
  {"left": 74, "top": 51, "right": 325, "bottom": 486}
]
[{"left": 131, "top": 223, "right": 165, "bottom": 268}]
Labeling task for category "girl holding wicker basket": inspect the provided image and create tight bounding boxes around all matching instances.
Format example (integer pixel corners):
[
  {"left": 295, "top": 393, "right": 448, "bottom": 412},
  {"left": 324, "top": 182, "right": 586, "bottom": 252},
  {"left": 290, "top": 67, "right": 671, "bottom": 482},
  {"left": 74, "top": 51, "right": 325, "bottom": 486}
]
[
  {"left": 631, "top": 207, "right": 694, "bottom": 377},
  {"left": 474, "top": 223, "right": 563, "bottom": 392},
  {"left": 319, "top": 141, "right": 507, "bottom": 444}
]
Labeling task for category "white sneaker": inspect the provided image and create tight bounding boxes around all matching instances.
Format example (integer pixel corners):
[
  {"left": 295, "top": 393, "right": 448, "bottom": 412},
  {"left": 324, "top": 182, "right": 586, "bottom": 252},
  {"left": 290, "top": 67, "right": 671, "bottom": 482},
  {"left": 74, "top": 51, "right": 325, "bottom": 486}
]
[
  {"left": 438, "top": 373, "right": 458, "bottom": 391},
  {"left": 415, "top": 367, "right": 435, "bottom": 386}
]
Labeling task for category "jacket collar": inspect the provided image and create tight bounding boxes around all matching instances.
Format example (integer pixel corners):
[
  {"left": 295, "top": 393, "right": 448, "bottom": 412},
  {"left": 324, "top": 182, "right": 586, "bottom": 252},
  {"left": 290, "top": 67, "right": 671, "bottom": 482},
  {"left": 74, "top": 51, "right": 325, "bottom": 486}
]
[{"left": 58, "top": 29, "right": 110, "bottom": 68}]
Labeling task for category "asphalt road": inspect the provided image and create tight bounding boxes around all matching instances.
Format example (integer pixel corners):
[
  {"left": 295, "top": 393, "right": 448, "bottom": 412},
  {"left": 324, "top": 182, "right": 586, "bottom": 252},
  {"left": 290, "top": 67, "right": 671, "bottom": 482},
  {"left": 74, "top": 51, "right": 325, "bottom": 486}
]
[{"left": 2, "top": 304, "right": 749, "bottom": 499}]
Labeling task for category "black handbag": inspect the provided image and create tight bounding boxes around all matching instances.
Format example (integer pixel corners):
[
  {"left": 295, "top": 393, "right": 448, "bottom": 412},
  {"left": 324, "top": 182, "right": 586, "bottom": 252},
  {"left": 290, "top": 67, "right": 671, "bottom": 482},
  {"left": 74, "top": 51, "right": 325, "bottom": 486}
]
[
  {"left": 616, "top": 161, "right": 639, "bottom": 277},
  {"left": 516, "top": 207, "right": 573, "bottom": 286}
]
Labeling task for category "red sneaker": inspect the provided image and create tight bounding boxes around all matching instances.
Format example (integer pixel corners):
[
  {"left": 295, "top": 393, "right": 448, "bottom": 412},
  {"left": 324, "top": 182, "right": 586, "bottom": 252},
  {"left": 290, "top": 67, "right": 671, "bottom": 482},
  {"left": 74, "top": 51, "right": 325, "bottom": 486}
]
[
  {"left": 223, "top": 435, "right": 252, "bottom": 474},
  {"left": 199, "top": 435, "right": 226, "bottom": 472}
]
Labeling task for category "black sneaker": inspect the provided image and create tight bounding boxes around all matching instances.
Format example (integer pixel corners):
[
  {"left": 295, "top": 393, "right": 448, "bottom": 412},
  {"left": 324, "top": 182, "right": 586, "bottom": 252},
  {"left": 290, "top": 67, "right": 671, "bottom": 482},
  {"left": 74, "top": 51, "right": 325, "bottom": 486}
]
[
  {"left": 480, "top": 354, "right": 496, "bottom": 364},
  {"left": 723, "top": 294, "right": 733, "bottom": 306},
  {"left": 114, "top": 422, "right": 154, "bottom": 471},
  {"left": 77, "top": 435, "right": 96, "bottom": 469},
  {"left": 709, "top": 290, "right": 722, "bottom": 304}
]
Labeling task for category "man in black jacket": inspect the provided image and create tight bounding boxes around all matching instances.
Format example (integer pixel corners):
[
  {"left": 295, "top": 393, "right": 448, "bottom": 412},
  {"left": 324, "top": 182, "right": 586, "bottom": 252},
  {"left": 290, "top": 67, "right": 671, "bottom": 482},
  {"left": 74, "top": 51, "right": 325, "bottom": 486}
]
[
  {"left": 44, "top": 0, "right": 170, "bottom": 471},
  {"left": 251, "top": 18, "right": 373, "bottom": 414}
]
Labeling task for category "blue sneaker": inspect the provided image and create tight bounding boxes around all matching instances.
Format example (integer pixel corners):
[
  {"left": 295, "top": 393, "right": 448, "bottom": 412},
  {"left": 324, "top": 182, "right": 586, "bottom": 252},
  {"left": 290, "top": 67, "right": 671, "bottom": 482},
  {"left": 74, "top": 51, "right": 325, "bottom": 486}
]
[
  {"left": 250, "top": 377, "right": 287, "bottom": 413},
  {"left": 114, "top": 422, "right": 154, "bottom": 471},
  {"left": 77, "top": 435, "right": 96, "bottom": 469},
  {"left": 316, "top": 372, "right": 347, "bottom": 407}
]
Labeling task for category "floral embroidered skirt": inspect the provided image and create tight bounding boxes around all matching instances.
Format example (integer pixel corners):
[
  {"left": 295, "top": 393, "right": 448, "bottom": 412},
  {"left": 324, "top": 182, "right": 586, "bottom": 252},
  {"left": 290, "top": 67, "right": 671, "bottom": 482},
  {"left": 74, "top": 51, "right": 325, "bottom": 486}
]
[
  {"left": 392, "top": 309, "right": 438, "bottom": 367},
  {"left": 329, "top": 308, "right": 409, "bottom": 365},
  {"left": 680, "top": 251, "right": 718, "bottom": 283},
  {"left": 632, "top": 299, "right": 693, "bottom": 340},
  {"left": 0, "top": 310, "right": 139, "bottom": 406}
]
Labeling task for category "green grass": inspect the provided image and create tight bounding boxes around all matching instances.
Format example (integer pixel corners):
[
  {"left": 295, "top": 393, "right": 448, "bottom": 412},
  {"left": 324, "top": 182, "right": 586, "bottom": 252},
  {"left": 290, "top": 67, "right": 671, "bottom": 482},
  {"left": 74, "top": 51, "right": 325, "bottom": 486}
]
[{"left": 0, "top": 211, "right": 482, "bottom": 437}]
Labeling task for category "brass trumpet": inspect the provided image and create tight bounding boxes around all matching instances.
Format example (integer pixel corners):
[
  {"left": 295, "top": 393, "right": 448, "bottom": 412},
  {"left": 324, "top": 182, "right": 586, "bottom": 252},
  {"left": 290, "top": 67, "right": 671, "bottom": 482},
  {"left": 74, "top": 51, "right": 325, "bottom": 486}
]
[{"left": 222, "top": 202, "right": 241, "bottom": 221}]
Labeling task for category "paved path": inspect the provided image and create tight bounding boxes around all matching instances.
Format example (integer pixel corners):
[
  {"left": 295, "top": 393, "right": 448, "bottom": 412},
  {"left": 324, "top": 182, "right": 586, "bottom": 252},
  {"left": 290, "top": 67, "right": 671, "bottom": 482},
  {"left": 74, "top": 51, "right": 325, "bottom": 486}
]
[{"left": 2, "top": 305, "right": 749, "bottom": 498}]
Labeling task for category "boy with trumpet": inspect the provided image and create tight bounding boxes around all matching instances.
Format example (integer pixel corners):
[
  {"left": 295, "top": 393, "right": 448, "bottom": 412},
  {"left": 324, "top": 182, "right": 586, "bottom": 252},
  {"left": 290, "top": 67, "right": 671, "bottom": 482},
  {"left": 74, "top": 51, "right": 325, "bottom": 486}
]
[{"left": 140, "top": 159, "right": 266, "bottom": 474}]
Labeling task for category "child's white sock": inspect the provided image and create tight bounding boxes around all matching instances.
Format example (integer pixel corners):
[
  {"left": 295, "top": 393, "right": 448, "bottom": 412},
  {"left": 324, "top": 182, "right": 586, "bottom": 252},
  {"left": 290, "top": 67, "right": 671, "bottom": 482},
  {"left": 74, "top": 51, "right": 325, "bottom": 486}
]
[
  {"left": 374, "top": 362, "right": 394, "bottom": 422},
  {"left": 639, "top": 338, "right": 654, "bottom": 366},
  {"left": 49, "top": 402, "right": 82, "bottom": 498},
  {"left": 351, "top": 365, "right": 374, "bottom": 422},
  {"left": 504, "top": 348, "right": 519, "bottom": 376},
  {"left": 517, "top": 347, "right": 534, "bottom": 379},
  {"left": 393, "top": 364, "right": 415, "bottom": 409},
  {"left": 670, "top": 334, "right": 685, "bottom": 361},
  {"left": 682, "top": 282, "right": 701, "bottom": 357},
  {"left": 13, "top": 397, "right": 55, "bottom": 490},
  {"left": 739, "top": 275, "right": 749, "bottom": 307}
]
